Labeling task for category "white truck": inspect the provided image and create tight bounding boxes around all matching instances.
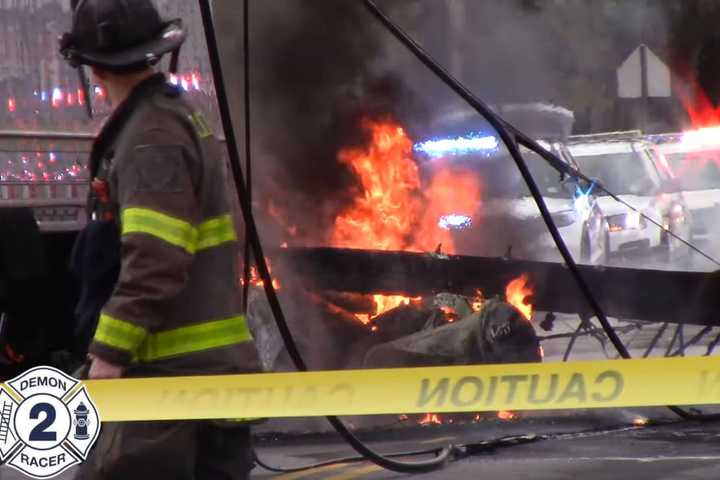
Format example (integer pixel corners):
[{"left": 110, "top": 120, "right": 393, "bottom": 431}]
[{"left": 568, "top": 132, "right": 693, "bottom": 265}]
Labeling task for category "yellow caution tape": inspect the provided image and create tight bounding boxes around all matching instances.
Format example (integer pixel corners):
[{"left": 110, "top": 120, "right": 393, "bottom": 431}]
[{"left": 57, "top": 356, "right": 720, "bottom": 422}]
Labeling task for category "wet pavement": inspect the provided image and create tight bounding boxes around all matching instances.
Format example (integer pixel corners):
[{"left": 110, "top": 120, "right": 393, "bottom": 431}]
[
  {"left": 4, "top": 407, "right": 720, "bottom": 479},
  {"left": 248, "top": 411, "right": 720, "bottom": 480}
]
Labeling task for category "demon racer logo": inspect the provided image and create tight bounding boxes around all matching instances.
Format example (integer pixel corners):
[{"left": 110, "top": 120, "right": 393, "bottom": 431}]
[{"left": 0, "top": 366, "right": 101, "bottom": 479}]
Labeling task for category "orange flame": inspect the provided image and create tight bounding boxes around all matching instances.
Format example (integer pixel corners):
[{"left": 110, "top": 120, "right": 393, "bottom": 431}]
[
  {"left": 331, "top": 120, "right": 427, "bottom": 252},
  {"left": 419, "top": 413, "right": 442, "bottom": 425},
  {"left": 506, "top": 274, "right": 533, "bottom": 320},
  {"left": 242, "top": 260, "right": 281, "bottom": 290},
  {"left": 331, "top": 119, "right": 481, "bottom": 254},
  {"left": 331, "top": 119, "right": 481, "bottom": 321},
  {"left": 471, "top": 289, "right": 484, "bottom": 312},
  {"left": 633, "top": 417, "right": 648, "bottom": 427},
  {"left": 440, "top": 305, "right": 458, "bottom": 322},
  {"left": 355, "top": 295, "right": 420, "bottom": 324},
  {"left": 497, "top": 410, "right": 518, "bottom": 421}
]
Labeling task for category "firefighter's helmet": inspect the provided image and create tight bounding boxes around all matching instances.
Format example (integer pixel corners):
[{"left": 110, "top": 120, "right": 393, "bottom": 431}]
[{"left": 59, "top": 0, "right": 186, "bottom": 72}]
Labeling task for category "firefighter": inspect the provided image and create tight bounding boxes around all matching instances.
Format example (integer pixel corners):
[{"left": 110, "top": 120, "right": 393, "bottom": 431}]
[{"left": 59, "top": 0, "right": 263, "bottom": 478}]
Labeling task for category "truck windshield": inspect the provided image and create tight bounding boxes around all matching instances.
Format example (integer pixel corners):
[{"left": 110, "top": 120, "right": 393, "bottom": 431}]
[
  {"left": 666, "top": 153, "right": 720, "bottom": 191},
  {"left": 573, "top": 152, "right": 658, "bottom": 196}
]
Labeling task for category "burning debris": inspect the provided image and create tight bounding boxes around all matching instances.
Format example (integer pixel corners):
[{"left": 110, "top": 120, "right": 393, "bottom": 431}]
[
  {"left": 241, "top": 259, "right": 281, "bottom": 290},
  {"left": 633, "top": 416, "right": 649, "bottom": 427},
  {"left": 355, "top": 295, "right": 421, "bottom": 325},
  {"left": 243, "top": 94, "right": 544, "bottom": 433},
  {"left": 362, "top": 298, "right": 540, "bottom": 370},
  {"left": 505, "top": 274, "right": 534, "bottom": 321},
  {"left": 419, "top": 413, "right": 442, "bottom": 426},
  {"left": 497, "top": 410, "right": 519, "bottom": 421},
  {"left": 243, "top": 110, "right": 545, "bottom": 377}
]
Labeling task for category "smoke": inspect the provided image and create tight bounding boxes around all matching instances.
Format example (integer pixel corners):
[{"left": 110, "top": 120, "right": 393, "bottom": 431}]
[
  {"left": 247, "top": 0, "right": 428, "bottom": 246},
  {"left": 240, "top": 1, "right": 595, "bottom": 260},
  {"left": 385, "top": 1, "right": 680, "bottom": 134}
]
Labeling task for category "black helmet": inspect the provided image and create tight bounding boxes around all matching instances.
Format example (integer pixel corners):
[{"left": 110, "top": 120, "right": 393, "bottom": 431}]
[{"left": 59, "top": 0, "right": 186, "bottom": 73}]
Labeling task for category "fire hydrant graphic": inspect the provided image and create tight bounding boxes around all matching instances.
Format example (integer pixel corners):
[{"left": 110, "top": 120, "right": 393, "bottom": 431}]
[{"left": 73, "top": 402, "right": 90, "bottom": 440}]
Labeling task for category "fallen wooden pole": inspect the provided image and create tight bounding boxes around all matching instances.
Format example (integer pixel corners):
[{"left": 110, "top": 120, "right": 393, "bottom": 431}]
[{"left": 275, "top": 247, "right": 720, "bottom": 326}]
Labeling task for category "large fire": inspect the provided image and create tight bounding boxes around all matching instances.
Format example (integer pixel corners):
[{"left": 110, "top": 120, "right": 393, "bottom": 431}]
[
  {"left": 331, "top": 119, "right": 481, "bottom": 321},
  {"left": 331, "top": 119, "right": 481, "bottom": 253},
  {"left": 506, "top": 274, "right": 533, "bottom": 320}
]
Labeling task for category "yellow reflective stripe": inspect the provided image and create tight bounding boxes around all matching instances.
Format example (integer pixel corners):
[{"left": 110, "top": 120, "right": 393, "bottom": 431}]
[
  {"left": 94, "top": 314, "right": 147, "bottom": 353},
  {"left": 122, "top": 208, "right": 236, "bottom": 253},
  {"left": 135, "top": 315, "right": 253, "bottom": 362},
  {"left": 122, "top": 208, "right": 198, "bottom": 254},
  {"left": 197, "top": 214, "right": 237, "bottom": 250}
]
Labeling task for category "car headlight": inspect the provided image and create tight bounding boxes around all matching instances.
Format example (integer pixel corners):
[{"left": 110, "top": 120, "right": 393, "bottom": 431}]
[
  {"left": 607, "top": 212, "right": 646, "bottom": 233},
  {"left": 551, "top": 210, "right": 577, "bottom": 228}
]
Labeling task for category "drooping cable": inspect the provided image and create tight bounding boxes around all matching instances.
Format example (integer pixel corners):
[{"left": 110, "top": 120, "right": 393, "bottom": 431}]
[
  {"left": 198, "top": 0, "right": 452, "bottom": 473},
  {"left": 361, "top": 0, "right": 720, "bottom": 423},
  {"left": 362, "top": 0, "right": 633, "bottom": 363}
]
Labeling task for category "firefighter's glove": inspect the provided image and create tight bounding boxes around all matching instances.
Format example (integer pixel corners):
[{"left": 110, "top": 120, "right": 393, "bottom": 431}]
[{"left": 88, "top": 354, "right": 124, "bottom": 379}]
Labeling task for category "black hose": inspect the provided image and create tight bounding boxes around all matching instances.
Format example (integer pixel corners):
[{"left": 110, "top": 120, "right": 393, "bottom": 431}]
[
  {"left": 198, "top": 0, "right": 452, "bottom": 473},
  {"left": 253, "top": 447, "right": 444, "bottom": 474},
  {"left": 241, "top": 0, "right": 252, "bottom": 313}
]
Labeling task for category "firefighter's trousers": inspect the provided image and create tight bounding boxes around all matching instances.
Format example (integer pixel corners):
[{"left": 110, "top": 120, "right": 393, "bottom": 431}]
[{"left": 74, "top": 420, "right": 254, "bottom": 479}]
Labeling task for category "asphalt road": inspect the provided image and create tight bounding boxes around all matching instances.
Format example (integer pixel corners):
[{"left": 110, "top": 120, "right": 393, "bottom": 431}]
[
  {"left": 248, "top": 411, "right": 720, "bottom": 480},
  {"left": 4, "top": 410, "right": 720, "bottom": 480}
]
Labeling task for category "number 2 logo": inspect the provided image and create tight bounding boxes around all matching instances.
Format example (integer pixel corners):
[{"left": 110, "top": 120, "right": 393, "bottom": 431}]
[
  {"left": 0, "top": 366, "right": 102, "bottom": 479},
  {"left": 14, "top": 395, "right": 71, "bottom": 451},
  {"left": 28, "top": 403, "right": 56, "bottom": 442}
]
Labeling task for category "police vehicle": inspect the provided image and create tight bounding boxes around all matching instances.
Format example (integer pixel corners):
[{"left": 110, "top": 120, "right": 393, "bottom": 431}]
[
  {"left": 414, "top": 103, "right": 609, "bottom": 265},
  {"left": 648, "top": 128, "right": 720, "bottom": 250},
  {"left": 568, "top": 131, "right": 693, "bottom": 264}
]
